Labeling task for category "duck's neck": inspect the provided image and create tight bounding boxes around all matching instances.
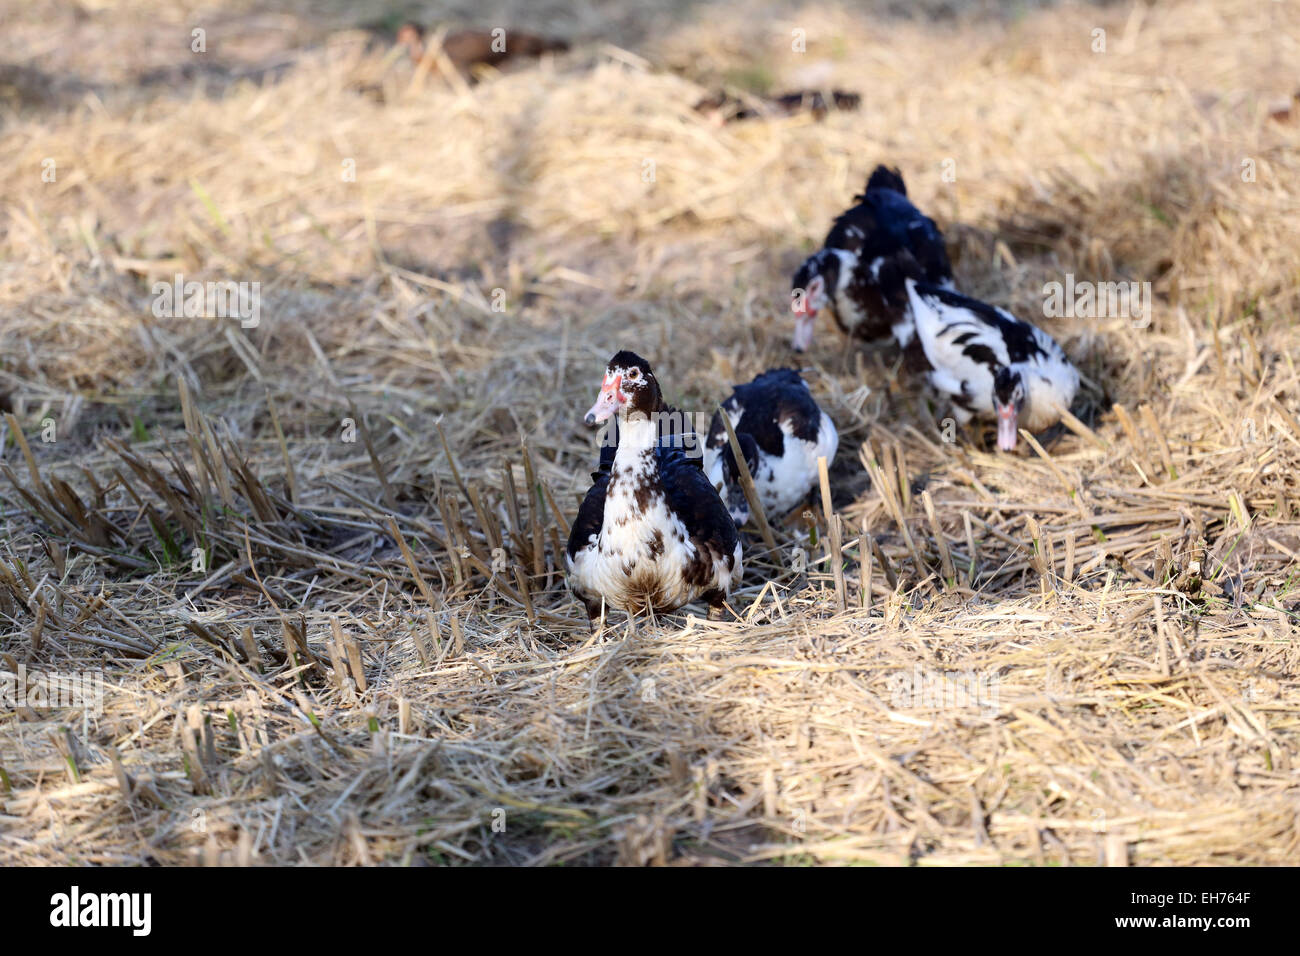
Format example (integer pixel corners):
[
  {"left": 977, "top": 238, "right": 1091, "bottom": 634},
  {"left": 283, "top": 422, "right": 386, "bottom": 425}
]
[
  {"left": 613, "top": 413, "right": 660, "bottom": 473},
  {"left": 1005, "top": 362, "right": 1033, "bottom": 415}
]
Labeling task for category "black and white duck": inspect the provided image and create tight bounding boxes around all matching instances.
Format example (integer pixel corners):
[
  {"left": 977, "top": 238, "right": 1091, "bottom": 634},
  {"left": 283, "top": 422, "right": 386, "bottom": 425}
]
[
  {"left": 905, "top": 279, "right": 1080, "bottom": 450},
  {"left": 566, "top": 351, "right": 742, "bottom": 623},
  {"left": 791, "top": 165, "right": 953, "bottom": 352},
  {"left": 396, "top": 23, "right": 569, "bottom": 78},
  {"left": 703, "top": 369, "right": 839, "bottom": 525},
  {"left": 694, "top": 88, "right": 861, "bottom": 125}
]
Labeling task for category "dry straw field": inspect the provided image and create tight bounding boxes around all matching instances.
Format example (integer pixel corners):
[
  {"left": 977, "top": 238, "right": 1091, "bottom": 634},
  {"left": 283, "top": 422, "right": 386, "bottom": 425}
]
[{"left": 1, "top": 0, "right": 1298, "bottom": 866}]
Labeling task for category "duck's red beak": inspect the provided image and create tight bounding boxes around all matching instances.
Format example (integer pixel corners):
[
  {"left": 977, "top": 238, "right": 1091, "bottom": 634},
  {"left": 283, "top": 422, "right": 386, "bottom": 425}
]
[
  {"left": 585, "top": 372, "right": 625, "bottom": 424},
  {"left": 791, "top": 282, "right": 818, "bottom": 351},
  {"left": 995, "top": 403, "right": 1019, "bottom": 451},
  {"left": 791, "top": 314, "right": 815, "bottom": 352}
]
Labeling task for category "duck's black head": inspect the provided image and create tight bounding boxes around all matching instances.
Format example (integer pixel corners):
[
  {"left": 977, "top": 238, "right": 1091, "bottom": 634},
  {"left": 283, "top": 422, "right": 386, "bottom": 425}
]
[
  {"left": 992, "top": 367, "right": 1026, "bottom": 451},
  {"left": 791, "top": 251, "right": 840, "bottom": 352},
  {"left": 719, "top": 431, "right": 760, "bottom": 526},
  {"left": 584, "top": 351, "right": 664, "bottom": 425}
]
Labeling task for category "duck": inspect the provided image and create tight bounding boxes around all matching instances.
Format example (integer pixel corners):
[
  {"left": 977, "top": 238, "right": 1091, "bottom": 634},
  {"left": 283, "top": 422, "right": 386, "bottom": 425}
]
[
  {"left": 703, "top": 369, "right": 839, "bottom": 525},
  {"left": 905, "top": 279, "right": 1080, "bottom": 450},
  {"left": 566, "top": 352, "right": 742, "bottom": 623},
  {"left": 791, "top": 165, "right": 953, "bottom": 352},
  {"left": 693, "top": 88, "right": 861, "bottom": 125},
  {"left": 396, "top": 23, "right": 569, "bottom": 79}
]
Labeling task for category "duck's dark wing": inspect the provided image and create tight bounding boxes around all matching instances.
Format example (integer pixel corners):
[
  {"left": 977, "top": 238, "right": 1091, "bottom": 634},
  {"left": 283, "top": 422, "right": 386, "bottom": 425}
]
[
  {"left": 566, "top": 441, "right": 615, "bottom": 561},
  {"left": 824, "top": 202, "right": 878, "bottom": 254},
  {"left": 913, "top": 283, "right": 1047, "bottom": 367},
  {"left": 566, "top": 475, "right": 609, "bottom": 561},
  {"left": 906, "top": 214, "right": 953, "bottom": 286},
  {"left": 708, "top": 371, "right": 821, "bottom": 458},
  {"left": 718, "top": 431, "right": 760, "bottom": 487},
  {"left": 658, "top": 445, "right": 740, "bottom": 581},
  {"left": 658, "top": 403, "right": 704, "bottom": 469},
  {"left": 862, "top": 191, "right": 951, "bottom": 276},
  {"left": 748, "top": 367, "right": 806, "bottom": 391}
]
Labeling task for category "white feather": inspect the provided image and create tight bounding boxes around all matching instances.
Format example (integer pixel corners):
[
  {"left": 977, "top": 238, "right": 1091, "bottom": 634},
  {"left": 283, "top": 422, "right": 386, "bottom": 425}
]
[
  {"left": 907, "top": 280, "right": 1078, "bottom": 429},
  {"left": 829, "top": 248, "right": 868, "bottom": 333}
]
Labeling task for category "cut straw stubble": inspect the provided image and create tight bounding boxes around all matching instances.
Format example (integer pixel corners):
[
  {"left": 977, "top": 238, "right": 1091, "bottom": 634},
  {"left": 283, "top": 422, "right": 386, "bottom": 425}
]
[{"left": 818, "top": 456, "right": 846, "bottom": 610}]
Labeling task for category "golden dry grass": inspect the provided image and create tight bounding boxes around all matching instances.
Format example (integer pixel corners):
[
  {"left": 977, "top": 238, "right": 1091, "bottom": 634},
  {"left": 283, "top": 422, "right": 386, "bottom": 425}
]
[{"left": 0, "top": 0, "right": 1297, "bottom": 865}]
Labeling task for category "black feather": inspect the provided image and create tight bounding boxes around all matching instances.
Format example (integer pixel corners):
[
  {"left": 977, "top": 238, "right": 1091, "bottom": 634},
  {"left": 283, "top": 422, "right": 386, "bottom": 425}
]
[
  {"left": 567, "top": 461, "right": 613, "bottom": 562},
  {"left": 658, "top": 442, "right": 740, "bottom": 584},
  {"left": 913, "top": 282, "right": 1048, "bottom": 364},
  {"left": 707, "top": 368, "right": 821, "bottom": 459},
  {"left": 856, "top": 163, "right": 907, "bottom": 200}
]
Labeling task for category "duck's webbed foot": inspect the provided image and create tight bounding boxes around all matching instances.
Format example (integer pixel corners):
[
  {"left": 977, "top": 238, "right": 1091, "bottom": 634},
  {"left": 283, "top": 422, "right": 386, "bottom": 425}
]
[
  {"left": 703, "top": 589, "right": 729, "bottom": 621},
  {"left": 583, "top": 597, "right": 606, "bottom": 633}
]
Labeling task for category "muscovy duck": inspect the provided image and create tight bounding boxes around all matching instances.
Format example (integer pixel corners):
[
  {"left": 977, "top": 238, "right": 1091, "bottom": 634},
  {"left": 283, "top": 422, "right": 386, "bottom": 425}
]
[
  {"left": 566, "top": 352, "right": 742, "bottom": 622},
  {"left": 791, "top": 165, "right": 953, "bottom": 351},
  {"left": 703, "top": 369, "right": 838, "bottom": 525},
  {"left": 905, "top": 279, "right": 1080, "bottom": 450},
  {"left": 694, "top": 88, "right": 862, "bottom": 124},
  {"left": 396, "top": 23, "right": 569, "bottom": 78}
]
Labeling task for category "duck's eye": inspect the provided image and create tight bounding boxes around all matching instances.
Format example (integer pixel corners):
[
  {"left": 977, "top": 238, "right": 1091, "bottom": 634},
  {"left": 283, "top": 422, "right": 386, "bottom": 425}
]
[{"left": 626, "top": 368, "right": 640, "bottom": 382}]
